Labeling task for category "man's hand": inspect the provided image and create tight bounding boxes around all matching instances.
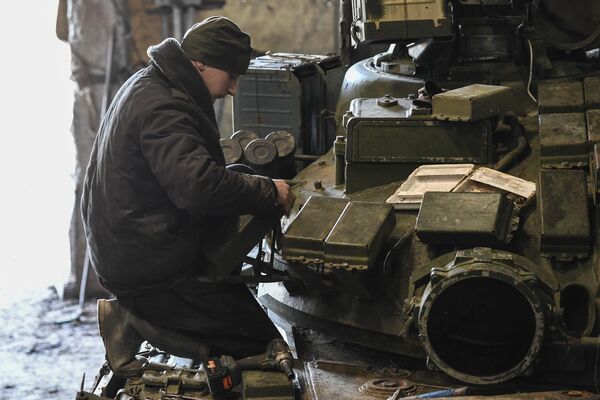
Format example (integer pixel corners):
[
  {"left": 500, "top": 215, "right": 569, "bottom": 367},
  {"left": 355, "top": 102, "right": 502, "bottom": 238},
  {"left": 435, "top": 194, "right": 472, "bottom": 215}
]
[{"left": 273, "top": 179, "right": 296, "bottom": 216}]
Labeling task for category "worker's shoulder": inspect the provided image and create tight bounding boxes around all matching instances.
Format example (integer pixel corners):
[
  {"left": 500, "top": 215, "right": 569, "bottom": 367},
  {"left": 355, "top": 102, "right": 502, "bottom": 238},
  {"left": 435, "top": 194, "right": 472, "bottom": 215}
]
[
  {"left": 126, "top": 71, "right": 190, "bottom": 108},
  {"left": 170, "top": 88, "right": 188, "bottom": 101}
]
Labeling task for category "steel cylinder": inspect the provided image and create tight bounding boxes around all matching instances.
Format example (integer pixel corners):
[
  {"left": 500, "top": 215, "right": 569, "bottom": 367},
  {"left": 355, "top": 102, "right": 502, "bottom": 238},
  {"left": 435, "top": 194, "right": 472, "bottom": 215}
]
[
  {"left": 417, "top": 248, "right": 548, "bottom": 385},
  {"left": 266, "top": 131, "right": 297, "bottom": 179},
  {"left": 219, "top": 138, "right": 243, "bottom": 165},
  {"left": 244, "top": 138, "right": 279, "bottom": 178},
  {"left": 231, "top": 130, "right": 259, "bottom": 154}
]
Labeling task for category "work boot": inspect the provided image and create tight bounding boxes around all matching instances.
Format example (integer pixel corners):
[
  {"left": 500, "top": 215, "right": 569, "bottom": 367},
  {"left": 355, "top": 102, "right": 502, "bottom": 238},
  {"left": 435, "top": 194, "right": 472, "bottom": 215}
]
[{"left": 97, "top": 299, "right": 145, "bottom": 378}]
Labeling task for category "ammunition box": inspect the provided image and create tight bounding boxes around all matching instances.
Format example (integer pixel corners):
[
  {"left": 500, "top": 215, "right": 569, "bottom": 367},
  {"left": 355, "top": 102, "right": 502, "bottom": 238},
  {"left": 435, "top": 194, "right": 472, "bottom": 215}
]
[
  {"left": 351, "top": 0, "right": 452, "bottom": 42},
  {"left": 431, "top": 84, "right": 514, "bottom": 122},
  {"left": 539, "top": 170, "right": 590, "bottom": 259},
  {"left": 539, "top": 113, "right": 588, "bottom": 168},
  {"left": 584, "top": 76, "right": 600, "bottom": 109},
  {"left": 415, "top": 192, "right": 515, "bottom": 246},
  {"left": 538, "top": 81, "right": 584, "bottom": 114},
  {"left": 344, "top": 97, "right": 493, "bottom": 193},
  {"left": 233, "top": 53, "right": 345, "bottom": 155},
  {"left": 324, "top": 201, "right": 396, "bottom": 270},
  {"left": 282, "top": 196, "right": 350, "bottom": 264}
]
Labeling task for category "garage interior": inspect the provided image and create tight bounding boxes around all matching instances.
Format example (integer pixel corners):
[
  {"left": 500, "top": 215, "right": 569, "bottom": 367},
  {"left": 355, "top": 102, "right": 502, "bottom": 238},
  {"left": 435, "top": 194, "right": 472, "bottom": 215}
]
[{"left": 2, "top": 0, "right": 600, "bottom": 399}]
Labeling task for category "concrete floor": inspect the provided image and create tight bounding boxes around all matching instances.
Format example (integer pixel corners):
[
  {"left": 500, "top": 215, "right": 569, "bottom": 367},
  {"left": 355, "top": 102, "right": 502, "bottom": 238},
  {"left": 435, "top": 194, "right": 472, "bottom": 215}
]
[{"left": 0, "top": 288, "right": 103, "bottom": 400}]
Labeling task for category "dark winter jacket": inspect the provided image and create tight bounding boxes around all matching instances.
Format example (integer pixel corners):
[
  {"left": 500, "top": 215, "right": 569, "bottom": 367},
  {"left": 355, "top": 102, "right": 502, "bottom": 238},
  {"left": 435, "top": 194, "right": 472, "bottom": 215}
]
[{"left": 81, "top": 38, "right": 278, "bottom": 296}]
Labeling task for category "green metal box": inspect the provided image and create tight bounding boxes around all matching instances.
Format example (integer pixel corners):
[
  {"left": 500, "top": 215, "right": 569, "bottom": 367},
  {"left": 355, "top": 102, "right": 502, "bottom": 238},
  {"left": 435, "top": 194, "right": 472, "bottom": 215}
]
[
  {"left": 431, "top": 84, "right": 514, "bottom": 122},
  {"left": 415, "top": 192, "right": 516, "bottom": 246},
  {"left": 343, "top": 97, "right": 493, "bottom": 193},
  {"left": 539, "top": 113, "right": 588, "bottom": 168},
  {"left": 351, "top": 0, "right": 452, "bottom": 42},
  {"left": 538, "top": 81, "right": 584, "bottom": 113},
  {"left": 282, "top": 196, "right": 350, "bottom": 264},
  {"left": 324, "top": 201, "right": 396, "bottom": 270},
  {"left": 539, "top": 170, "right": 590, "bottom": 260}
]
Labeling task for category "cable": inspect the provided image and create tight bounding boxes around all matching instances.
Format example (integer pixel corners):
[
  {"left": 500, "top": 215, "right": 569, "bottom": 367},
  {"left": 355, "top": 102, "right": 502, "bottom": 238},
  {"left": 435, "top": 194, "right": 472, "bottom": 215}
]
[{"left": 526, "top": 38, "right": 537, "bottom": 104}]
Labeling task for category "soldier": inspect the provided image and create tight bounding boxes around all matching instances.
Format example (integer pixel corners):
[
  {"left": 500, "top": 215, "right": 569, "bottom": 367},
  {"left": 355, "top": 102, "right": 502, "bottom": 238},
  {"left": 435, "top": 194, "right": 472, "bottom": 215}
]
[{"left": 82, "top": 16, "right": 295, "bottom": 376}]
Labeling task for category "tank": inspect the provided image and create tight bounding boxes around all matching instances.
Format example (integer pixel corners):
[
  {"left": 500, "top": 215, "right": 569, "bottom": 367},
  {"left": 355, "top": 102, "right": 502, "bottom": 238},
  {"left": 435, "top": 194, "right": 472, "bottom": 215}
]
[
  {"left": 83, "top": 1, "right": 600, "bottom": 399},
  {"left": 256, "top": 0, "right": 600, "bottom": 393}
]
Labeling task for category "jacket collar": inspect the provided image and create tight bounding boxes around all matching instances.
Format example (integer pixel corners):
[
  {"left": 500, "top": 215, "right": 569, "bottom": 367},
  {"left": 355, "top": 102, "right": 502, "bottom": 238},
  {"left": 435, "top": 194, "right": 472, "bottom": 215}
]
[{"left": 147, "top": 38, "right": 217, "bottom": 128}]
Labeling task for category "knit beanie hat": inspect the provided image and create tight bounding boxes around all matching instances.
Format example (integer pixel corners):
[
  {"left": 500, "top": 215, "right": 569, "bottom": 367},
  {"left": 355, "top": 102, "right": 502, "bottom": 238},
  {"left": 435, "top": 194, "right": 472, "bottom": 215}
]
[{"left": 181, "top": 16, "right": 252, "bottom": 75}]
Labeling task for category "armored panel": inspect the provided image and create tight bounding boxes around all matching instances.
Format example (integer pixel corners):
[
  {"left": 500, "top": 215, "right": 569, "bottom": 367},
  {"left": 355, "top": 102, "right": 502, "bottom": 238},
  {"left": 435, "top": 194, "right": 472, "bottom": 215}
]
[
  {"left": 587, "top": 110, "right": 600, "bottom": 143},
  {"left": 537, "top": 81, "right": 584, "bottom": 114},
  {"left": 431, "top": 84, "right": 514, "bottom": 122},
  {"left": 343, "top": 97, "right": 493, "bottom": 192},
  {"left": 282, "top": 196, "right": 350, "bottom": 264},
  {"left": 539, "top": 113, "right": 588, "bottom": 168},
  {"left": 415, "top": 192, "right": 515, "bottom": 246},
  {"left": 584, "top": 76, "right": 600, "bottom": 109},
  {"left": 351, "top": 0, "right": 452, "bottom": 42},
  {"left": 324, "top": 202, "right": 396, "bottom": 270},
  {"left": 233, "top": 53, "right": 344, "bottom": 155},
  {"left": 345, "top": 98, "right": 492, "bottom": 164},
  {"left": 539, "top": 170, "right": 590, "bottom": 259}
]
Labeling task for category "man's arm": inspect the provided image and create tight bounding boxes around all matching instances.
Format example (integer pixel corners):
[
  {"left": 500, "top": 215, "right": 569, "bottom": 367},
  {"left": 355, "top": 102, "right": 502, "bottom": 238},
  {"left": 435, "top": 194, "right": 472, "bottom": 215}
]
[{"left": 140, "top": 104, "right": 292, "bottom": 218}]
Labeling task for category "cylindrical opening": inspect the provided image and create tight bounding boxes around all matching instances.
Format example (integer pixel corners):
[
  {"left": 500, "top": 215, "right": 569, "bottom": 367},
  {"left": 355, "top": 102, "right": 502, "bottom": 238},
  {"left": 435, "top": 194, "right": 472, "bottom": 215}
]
[
  {"left": 424, "top": 277, "right": 540, "bottom": 381},
  {"left": 561, "top": 284, "right": 593, "bottom": 336}
]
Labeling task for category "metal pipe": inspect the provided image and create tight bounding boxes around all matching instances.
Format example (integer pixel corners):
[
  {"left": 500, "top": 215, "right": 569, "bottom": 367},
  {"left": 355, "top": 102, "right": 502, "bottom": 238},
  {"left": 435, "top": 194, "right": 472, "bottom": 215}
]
[
  {"left": 172, "top": 5, "right": 183, "bottom": 41},
  {"left": 493, "top": 115, "right": 529, "bottom": 172}
]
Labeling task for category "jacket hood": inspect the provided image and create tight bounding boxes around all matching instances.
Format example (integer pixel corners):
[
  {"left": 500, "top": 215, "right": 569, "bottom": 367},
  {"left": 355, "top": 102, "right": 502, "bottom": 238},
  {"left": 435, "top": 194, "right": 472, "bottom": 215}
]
[{"left": 147, "top": 38, "right": 217, "bottom": 127}]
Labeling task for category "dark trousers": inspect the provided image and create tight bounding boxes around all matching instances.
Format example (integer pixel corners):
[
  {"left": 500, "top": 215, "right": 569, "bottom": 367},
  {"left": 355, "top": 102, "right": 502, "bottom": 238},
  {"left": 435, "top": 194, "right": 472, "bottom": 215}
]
[{"left": 118, "top": 278, "right": 281, "bottom": 360}]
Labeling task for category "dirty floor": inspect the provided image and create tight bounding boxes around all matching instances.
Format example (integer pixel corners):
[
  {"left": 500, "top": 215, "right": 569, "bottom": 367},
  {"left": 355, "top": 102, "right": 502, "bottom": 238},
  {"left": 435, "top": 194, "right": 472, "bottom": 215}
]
[{"left": 0, "top": 288, "right": 105, "bottom": 400}]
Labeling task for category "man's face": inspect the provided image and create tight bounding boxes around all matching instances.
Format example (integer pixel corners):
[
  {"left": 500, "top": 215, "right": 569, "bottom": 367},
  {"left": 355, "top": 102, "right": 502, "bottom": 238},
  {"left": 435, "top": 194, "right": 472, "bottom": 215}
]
[{"left": 192, "top": 61, "right": 239, "bottom": 102}]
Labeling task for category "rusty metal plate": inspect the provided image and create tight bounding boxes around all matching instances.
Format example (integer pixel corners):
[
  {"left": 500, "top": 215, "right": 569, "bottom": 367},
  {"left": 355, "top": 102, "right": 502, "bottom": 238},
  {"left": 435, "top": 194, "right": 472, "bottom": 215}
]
[
  {"left": 584, "top": 76, "right": 600, "bottom": 109},
  {"left": 586, "top": 109, "right": 600, "bottom": 143},
  {"left": 282, "top": 196, "right": 349, "bottom": 264},
  {"left": 539, "top": 113, "right": 588, "bottom": 168},
  {"left": 324, "top": 201, "right": 395, "bottom": 270},
  {"left": 539, "top": 170, "right": 590, "bottom": 260},
  {"left": 538, "top": 81, "right": 584, "bottom": 113},
  {"left": 431, "top": 84, "right": 514, "bottom": 122}
]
